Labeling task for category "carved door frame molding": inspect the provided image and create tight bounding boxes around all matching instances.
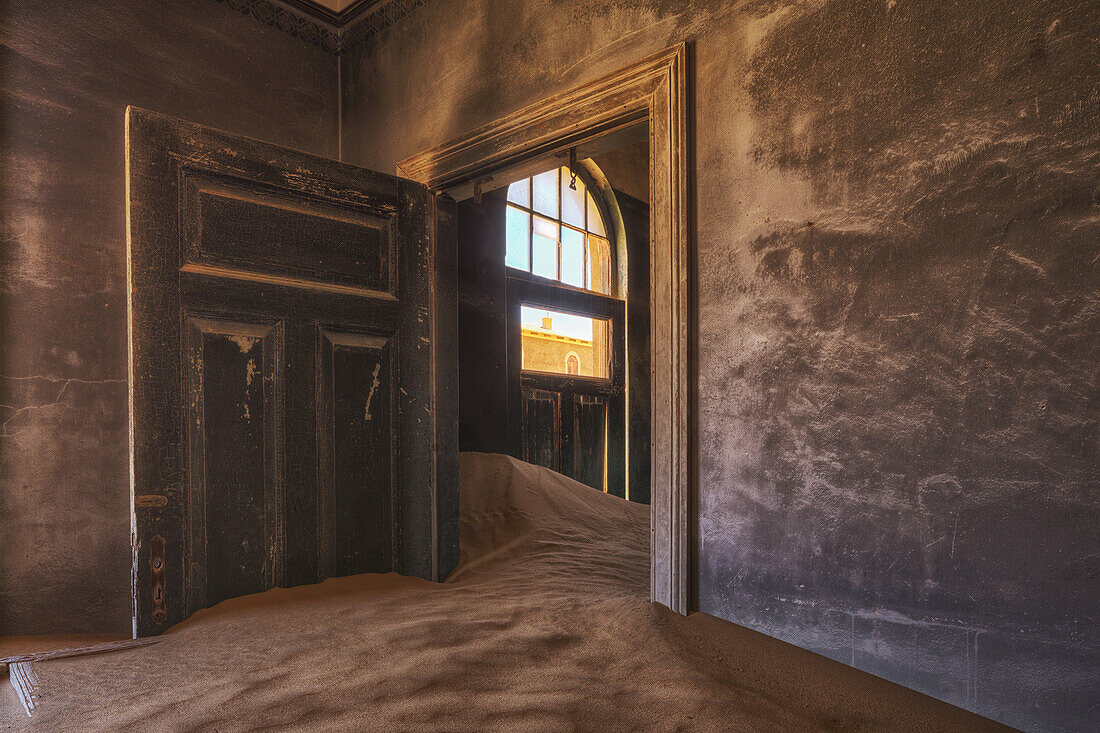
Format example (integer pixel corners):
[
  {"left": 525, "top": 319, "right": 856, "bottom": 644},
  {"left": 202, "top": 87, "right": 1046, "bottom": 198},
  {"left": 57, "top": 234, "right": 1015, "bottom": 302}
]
[{"left": 398, "top": 43, "right": 691, "bottom": 614}]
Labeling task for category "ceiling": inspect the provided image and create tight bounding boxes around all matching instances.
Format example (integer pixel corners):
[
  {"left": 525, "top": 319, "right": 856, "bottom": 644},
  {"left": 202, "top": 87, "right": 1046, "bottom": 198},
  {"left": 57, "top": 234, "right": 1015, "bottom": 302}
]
[
  {"left": 306, "top": 0, "right": 357, "bottom": 10},
  {"left": 286, "top": 0, "right": 380, "bottom": 22}
]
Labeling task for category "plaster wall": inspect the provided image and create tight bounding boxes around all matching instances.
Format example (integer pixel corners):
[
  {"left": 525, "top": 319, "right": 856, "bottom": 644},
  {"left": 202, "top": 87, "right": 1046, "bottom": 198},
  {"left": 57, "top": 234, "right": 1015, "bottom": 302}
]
[
  {"left": 0, "top": 0, "right": 338, "bottom": 634},
  {"left": 341, "top": 2, "right": 1099, "bottom": 731}
]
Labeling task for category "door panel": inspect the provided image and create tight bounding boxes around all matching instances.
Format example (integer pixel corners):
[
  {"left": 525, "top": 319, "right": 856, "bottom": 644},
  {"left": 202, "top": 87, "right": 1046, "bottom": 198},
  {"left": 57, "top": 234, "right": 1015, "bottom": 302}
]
[
  {"left": 571, "top": 395, "right": 608, "bottom": 490},
  {"left": 521, "top": 389, "right": 561, "bottom": 470},
  {"left": 182, "top": 172, "right": 396, "bottom": 294},
  {"left": 184, "top": 317, "right": 284, "bottom": 612},
  {"left": 126, "top": 108, "right": 457, "bottom": 636},
  {"left": 318, "top": 330, "right": 394, "bottom": 578}
]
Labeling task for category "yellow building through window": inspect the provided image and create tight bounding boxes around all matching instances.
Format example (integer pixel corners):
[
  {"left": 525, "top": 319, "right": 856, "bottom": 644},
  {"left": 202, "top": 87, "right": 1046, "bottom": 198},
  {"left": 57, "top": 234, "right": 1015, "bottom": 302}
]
[{"left": 519, "top": 306, "right": 609, "bottom": 379}]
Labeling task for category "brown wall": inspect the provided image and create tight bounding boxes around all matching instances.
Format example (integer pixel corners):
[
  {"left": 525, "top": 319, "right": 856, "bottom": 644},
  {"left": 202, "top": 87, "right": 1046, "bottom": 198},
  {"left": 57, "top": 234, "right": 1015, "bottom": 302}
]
[
  {"left": 0, "top": 0, "right": 338, "bottom": 634},
  {"left": 0, "top": 1, "right": 1095, "bottom": 729},
  {"left": 341, "top": 2, "right": 1098, "bottom": 731}
]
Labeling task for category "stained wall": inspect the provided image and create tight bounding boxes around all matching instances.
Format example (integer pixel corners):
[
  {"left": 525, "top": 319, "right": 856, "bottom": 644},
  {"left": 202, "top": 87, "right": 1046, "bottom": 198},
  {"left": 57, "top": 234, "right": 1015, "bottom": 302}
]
[
  {"left": 341, "top": 2, "right": 1098, "bottom": 731},
  {"left": 0, "top": 0, "right": 338, "bottom": 634}
]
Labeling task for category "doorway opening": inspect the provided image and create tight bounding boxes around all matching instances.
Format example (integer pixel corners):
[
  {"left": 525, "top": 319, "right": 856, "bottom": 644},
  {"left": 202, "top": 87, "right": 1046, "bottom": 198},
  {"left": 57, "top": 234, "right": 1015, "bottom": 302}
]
[
  {"left": 397, "top": 44, "right": 689, "bottom": 612},
  {"left": 440, "top": 154, "right": 638, "bottom": 497},
  {"left": 485, "top": 159, "right": 648, "bottom": 501},
  {"left": 437, "top": 137, "right": 652, "bottom": 541}
]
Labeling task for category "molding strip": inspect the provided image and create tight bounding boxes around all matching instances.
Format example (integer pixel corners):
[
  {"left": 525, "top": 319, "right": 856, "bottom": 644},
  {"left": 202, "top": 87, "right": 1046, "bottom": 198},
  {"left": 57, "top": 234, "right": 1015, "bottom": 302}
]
[
  {"left": 398, "top": 44, "right": 692, "bottom": 615},
  {"left": 213, "top": 0, "right": 432, "bottom": 55},
  {"left": 214, "top": 0, "right": 341, "bottom": 53},
  {"left": 341, "top": 0, "right": 431, "bottom": 53},
  {"left": 280, "top": 0, "right": 379, "bottom": 27},
  {"left": 179, "top": 263, "right": 398, "bottom": 300}
]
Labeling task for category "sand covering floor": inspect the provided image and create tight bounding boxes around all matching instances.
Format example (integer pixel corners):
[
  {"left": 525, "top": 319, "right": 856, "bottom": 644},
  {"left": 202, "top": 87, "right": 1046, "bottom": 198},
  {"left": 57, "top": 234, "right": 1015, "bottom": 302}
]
[{"left": 1, "top": 453, "right": 1009, "bottom": 732}]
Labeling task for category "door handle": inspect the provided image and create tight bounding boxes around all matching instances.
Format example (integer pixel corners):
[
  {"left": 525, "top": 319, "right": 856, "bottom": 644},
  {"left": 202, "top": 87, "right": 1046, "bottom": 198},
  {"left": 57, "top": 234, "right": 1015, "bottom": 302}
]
[{"left": 150, "top": 535, "right": 166, "bottom": 623}]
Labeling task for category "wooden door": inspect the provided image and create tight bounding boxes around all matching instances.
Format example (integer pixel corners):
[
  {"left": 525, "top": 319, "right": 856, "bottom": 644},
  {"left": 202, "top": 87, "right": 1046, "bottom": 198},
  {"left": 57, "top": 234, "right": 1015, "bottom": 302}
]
[
  {"left": 126, "top": 108, "right": 457, "bottom": 636},
  {"left": 507, "top": 274, "right": 626, "bottom": 497}
]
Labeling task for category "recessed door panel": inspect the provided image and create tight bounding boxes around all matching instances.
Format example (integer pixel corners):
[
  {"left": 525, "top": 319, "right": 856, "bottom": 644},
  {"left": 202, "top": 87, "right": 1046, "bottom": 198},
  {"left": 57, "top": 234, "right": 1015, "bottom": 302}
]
[
  {"left": 522, "top": 388, "right": 561, "bottom": 471},
  {"left": 182, "top": 173, "right": 395, "bottom": 294},
  {"left": 185, "top": 317, "right": 284, "bottom": 611},
  {"left": 571, "top": 395, "right": 607, "bottom": 490},
  {"left": 319, "top": 330, "right": 394, "bottom": 577}
]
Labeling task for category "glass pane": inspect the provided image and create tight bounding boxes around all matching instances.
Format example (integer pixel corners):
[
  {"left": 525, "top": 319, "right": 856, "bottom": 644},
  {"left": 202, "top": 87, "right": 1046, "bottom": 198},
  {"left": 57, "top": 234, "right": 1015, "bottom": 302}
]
[
  {"left": 533, "top": 214, "right": 558, "bottom": 241},
  {"left": 507, "top": 177, "right": 530, "bottom": 207},
  {"left": 505, "top": 206, "right": 530, "bottom": 271},
  {"left": 561, "top": 167, "right": 585, "bottom": 228},
  {"left": 532, "top": 215, "right": 558, "bottom": 279},
  {"left": 532, "top": 169, "right": 558, "bottom": 217},
  {"left": 519, "top": 306, "right": 610, "bottom": 378},
  {"left": 560, "top": 226, "right": 585, "bottom": 288},
  {"left": 587, "top": 234, "right": 611, "bottom": 294},
  {"left": 586, "top": 191, "right": 607, "bottom": 236}
]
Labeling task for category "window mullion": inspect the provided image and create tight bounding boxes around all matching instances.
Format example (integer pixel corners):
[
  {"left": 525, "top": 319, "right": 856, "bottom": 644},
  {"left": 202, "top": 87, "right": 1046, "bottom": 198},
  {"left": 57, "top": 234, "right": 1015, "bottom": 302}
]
[
  {"left": 584, "top": 233, "right": 589, "bottom": 292},
  {"left": 528, "top": 180, "right": 534, "bottom": 274},
  {"left": 556, "top": 168, "right": 562, "bottom": 282},
  {"left": 583, "top": 194, "right": 589, "bottom": 290}
]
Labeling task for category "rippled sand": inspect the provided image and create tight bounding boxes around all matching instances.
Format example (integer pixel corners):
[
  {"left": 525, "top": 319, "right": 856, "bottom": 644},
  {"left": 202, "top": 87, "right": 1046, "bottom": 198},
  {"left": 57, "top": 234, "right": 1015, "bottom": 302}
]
[{"left": 1, "top": 453, "right": 1008, "bottom": 731}]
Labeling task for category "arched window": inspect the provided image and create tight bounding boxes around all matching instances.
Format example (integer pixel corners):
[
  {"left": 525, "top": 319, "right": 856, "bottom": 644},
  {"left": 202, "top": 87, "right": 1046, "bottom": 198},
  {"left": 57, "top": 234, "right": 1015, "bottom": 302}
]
[
  {"left": 506, "top": 166, "right": 612, "bottom": 294},
  {"left": 566, "top": 353, "right": 580, "bottom": 375}
]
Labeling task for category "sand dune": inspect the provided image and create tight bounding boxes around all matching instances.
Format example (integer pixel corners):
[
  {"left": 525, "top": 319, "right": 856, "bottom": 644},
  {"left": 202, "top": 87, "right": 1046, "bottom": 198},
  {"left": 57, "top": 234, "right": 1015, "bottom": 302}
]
[{"left": 1, "top": 453, "right": 1010, "bottom": 731}]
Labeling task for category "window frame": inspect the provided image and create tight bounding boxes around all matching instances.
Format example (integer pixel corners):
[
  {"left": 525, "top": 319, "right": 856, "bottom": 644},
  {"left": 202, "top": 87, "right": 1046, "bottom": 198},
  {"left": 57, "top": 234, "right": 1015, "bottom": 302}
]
[
  {"left": 505, "top": 166, "right": 611, "bottom": 294},
  {"left": 517, "top": 304, "right": 613, "bottom": 381}
]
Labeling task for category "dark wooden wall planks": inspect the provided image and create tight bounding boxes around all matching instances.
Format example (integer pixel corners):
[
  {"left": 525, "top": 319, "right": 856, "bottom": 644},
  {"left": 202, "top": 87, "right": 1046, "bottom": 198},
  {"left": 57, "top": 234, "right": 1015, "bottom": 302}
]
[
  {"left": 619, "top": 190, "right": 651, "bottom": 504},
  {"left": 456, "top": 190, "right": 511, "bottom": 456}
]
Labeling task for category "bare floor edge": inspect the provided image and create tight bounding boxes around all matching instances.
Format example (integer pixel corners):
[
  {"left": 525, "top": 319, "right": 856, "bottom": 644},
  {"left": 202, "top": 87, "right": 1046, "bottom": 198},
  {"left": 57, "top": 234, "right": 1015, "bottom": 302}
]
[{"left": 0, "top": 453, "right": 1010, "bottom": 732}]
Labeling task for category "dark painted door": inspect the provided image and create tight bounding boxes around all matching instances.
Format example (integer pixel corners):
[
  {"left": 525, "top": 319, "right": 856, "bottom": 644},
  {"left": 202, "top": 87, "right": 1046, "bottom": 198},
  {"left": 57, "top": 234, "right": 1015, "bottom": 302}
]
[
  {"left": 126, "top": 108, "right": 457, "bottom": 636},
  {"left": 507, "top": 274, "right": 626, "bottom": 497}
]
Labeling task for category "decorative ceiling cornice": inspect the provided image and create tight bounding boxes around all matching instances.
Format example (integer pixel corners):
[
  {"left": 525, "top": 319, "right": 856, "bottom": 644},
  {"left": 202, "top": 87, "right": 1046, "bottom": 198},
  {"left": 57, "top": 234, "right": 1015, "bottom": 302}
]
[
  {"left": 214, "top": 0, "right": 430, "bottom": 56},
  {"left": 279, "top": 0, "right": 378, "bottom": 28},
  {"left": 339, "top": 0, "right": 430, "bottom": 54}
]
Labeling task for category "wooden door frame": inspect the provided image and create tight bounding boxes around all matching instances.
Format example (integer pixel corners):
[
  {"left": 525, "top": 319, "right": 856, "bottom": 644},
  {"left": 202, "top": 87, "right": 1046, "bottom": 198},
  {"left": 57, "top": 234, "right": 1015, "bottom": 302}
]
[{"left": 398, "top": 43, "right": 690, "bottom": 614}]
